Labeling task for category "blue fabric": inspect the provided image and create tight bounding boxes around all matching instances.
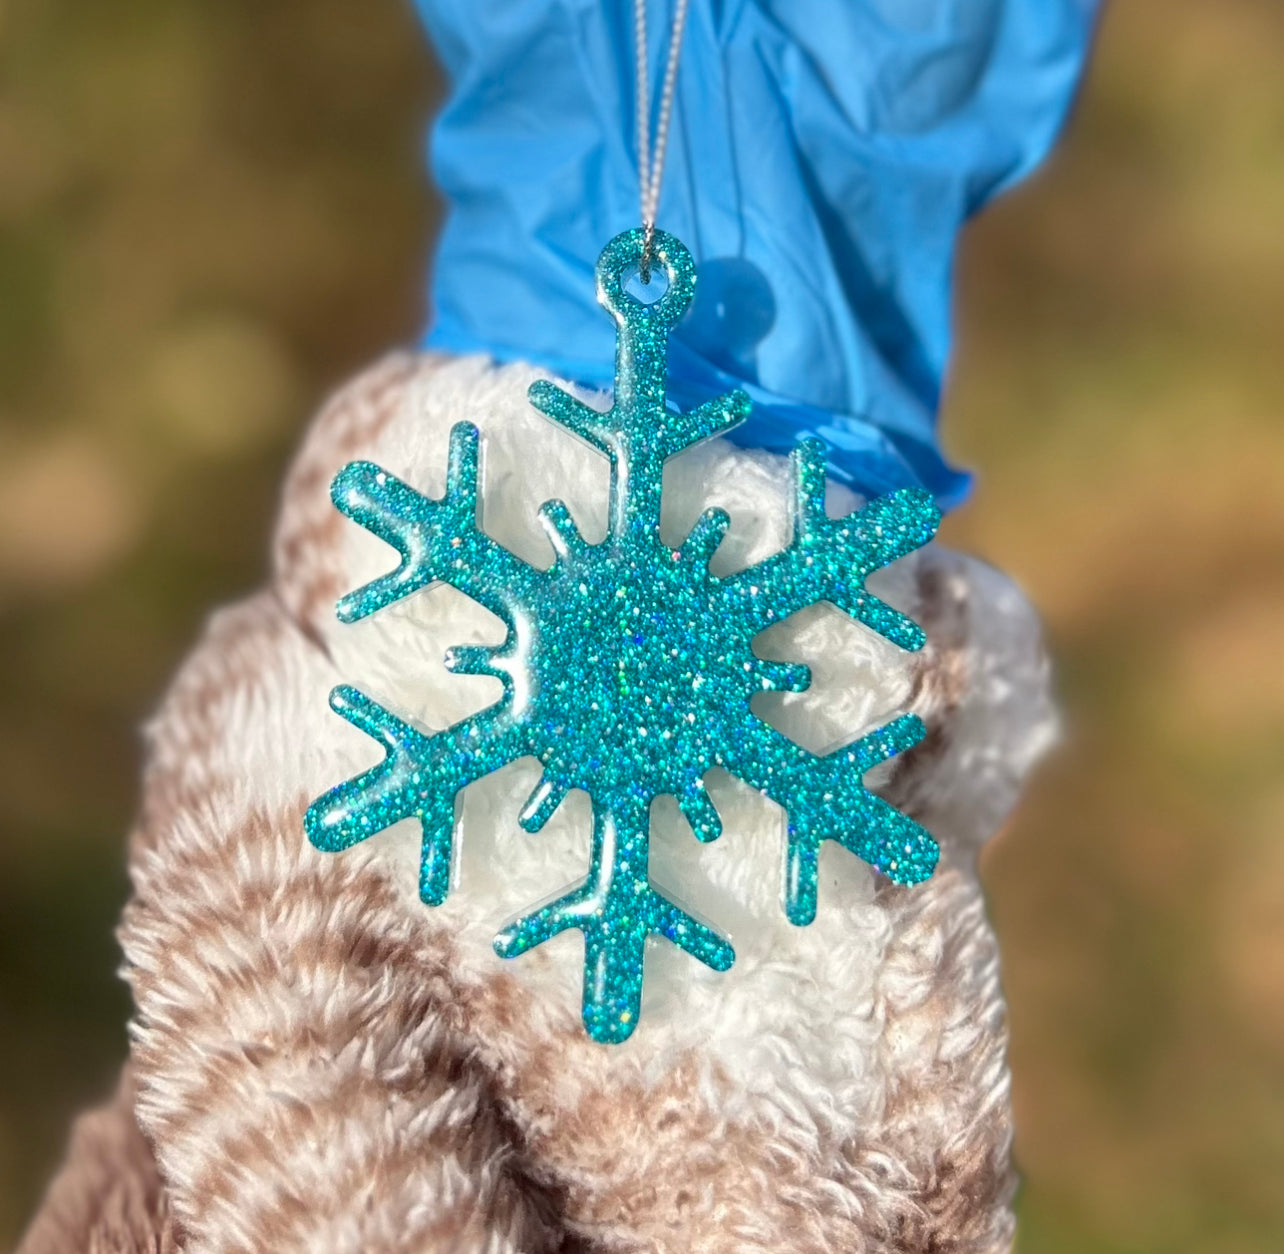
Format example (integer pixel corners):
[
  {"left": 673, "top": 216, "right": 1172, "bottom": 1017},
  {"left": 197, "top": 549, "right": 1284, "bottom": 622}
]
[{"left": 414, "top": 0, "right": 1098, "bottom": 508}]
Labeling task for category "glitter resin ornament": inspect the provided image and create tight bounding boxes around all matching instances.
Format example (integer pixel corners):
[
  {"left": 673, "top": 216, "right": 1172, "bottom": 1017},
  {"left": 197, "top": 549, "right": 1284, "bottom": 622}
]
[{"left": 306, "top": 229, "right": 942, "bottom": 1043}]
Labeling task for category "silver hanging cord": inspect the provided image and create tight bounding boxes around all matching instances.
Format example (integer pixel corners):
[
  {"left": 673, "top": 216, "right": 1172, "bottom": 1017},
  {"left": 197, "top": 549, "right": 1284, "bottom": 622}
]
[{"left": 634, "top": 0, "right": 691, "bottom": 280}]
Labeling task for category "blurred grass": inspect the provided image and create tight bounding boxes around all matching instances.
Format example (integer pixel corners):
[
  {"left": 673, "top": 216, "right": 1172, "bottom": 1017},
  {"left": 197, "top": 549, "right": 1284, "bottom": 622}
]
[
  {"left": 0, "top": 0, "right": 438, "bottom": 1235},
  {"left": 0, "top": 0, "right": 1280, "bottom": 1249},
  {"left": 942, "top": 3, "right": 1284, "bottom": 1250}
]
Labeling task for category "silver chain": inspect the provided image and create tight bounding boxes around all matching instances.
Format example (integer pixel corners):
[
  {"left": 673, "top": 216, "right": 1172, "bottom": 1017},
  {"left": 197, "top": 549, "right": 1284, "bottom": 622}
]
[{"left": 634, "top": 0, "right": 691, "bottom": 278}]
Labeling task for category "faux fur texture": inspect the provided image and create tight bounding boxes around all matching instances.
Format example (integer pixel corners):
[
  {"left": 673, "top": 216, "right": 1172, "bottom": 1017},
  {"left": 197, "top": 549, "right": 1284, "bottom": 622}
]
[
  {"left": 17, "top": 1068, "right": 177, "bottom": 1254},
  {"left": 21, "top": 353, "right": 1056, "bottom": 1253}
]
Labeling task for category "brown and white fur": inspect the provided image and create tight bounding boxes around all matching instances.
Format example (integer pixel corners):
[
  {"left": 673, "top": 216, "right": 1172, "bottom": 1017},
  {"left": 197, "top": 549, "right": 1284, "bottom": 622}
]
[{"left": 19, "top": 353, "right": 1055, "bottom": 1254}]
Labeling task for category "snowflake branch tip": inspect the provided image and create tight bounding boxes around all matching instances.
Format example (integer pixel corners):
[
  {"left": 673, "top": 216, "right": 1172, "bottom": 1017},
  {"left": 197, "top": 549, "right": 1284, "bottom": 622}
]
[
  {"left": 846, "top": 711, "right": 927, "bottom": 773},
  {"left": 332, "top": 424, "right": 531, "bottom": 623},
  {"left": 442, "top": 644, "right": 512, "bottom": 697},
  {"left": 527, "top": 379, "right": 615, "bottom": 456},
  {"left": 791, "top": 437, "right": 831, "bottom": 525},
  {"left": 681, "top": 507, "right": 731, "bottom": 568},
  {"left": 493, "top": 802, "right": 735, "bottom": 1042},
  {"left": 848, "top": 488, "right": 941, "bottom": 566},
  {"left": 780, "top": 443, "right": 941, "bottom": 651},
  {"left": 784, "top": 790, "right": 938, "bottom": 926},
  {"left": 327, "top": 683, "right": 404, "bottom": 747},
  {"left": 650, "top": 388, "right": 751, "bottom": 461},
  {"left": 494, "top": 881, "right": 734, "bottom": 1044},
  {"left": 305, "top": 685, "right": 429, "bottom": 852},
  {"left": 517, "top": 774, "right": 570, "bottom": 833},
  {"left": 778, "top": 713, "right": 937, "bottom": 924},
  {"left": 690, "top": 388, "right": 752, "bottom": 437},
  {"left": 678, "top": 786, "right": 723, "bottom": 843},
  {"left": 754, "top": 658, "right": 811, "bottom": 694},
  {"left": 537, "top": 499, "right": 588, "bottom": 564},
  {"left": 330, "top": 460, "right": 441, "bottom": 622},
  {"left": 653, "top": 896, "right": 735, "bottom": 972},
  {"left": 310, "top": 685, "right": 525, "bottom": 906}
]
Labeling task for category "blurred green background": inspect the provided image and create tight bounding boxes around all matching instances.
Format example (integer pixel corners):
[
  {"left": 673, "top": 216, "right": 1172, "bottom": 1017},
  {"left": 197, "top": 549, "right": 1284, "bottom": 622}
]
[{"left": 0, "top": 0, "right": 1280, "bottom": 1249}]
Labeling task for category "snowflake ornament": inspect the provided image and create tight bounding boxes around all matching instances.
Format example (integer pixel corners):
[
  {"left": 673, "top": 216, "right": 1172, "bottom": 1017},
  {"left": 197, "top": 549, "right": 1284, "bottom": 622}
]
[{"left": 306, "top": 229, "right": 942, "bottom": 1043}]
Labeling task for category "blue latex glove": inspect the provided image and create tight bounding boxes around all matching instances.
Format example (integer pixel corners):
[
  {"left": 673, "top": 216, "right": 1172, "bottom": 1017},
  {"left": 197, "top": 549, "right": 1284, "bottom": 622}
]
[{"left": 414, "top": 0, "right": 1098, "bottom": 507}]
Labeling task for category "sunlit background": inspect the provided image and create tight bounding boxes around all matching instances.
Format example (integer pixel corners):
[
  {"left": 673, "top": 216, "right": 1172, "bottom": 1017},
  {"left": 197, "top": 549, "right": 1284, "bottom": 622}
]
[{"left": 1, "top": 1, "right": 1280, "bottom": 1248}]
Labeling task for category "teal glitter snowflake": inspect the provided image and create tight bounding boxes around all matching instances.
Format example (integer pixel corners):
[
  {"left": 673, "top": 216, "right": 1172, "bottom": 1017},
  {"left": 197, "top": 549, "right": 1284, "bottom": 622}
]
[{"left": 306, "top": 229, "right": 941, "bottom": 1043}]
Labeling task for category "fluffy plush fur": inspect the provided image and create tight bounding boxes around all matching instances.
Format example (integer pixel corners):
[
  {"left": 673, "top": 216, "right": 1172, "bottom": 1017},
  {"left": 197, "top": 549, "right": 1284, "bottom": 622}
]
[{"left": 20, "top": 353, "right": 1055, "bottom": 1253}]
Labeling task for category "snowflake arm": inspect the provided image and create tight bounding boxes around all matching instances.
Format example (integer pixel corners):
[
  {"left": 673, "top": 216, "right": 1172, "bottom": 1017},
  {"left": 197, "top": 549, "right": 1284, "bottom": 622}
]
[
  {"left": 305, "top": 684, "right": 526, "bottom": 905},
  {"left": 331, "top": 421, "right": 535, "bottom": 624},
  {"left": 529, "top": 232, "right": 750, "bottom": 542},
  {"left": 494, "top": 797, "right": 734, "bottom": 1044},
  {"left": 528, "top": 379, "right": 749, "bottom": 465},
  {"left": 527, "top": 379, "right": 617, "bottom": 458},
  {"left": 720, "top": 713, "right": 937, "bottom": 924},
  {"left": 718, "top": 439, "right": 940, "bottom": 650},
  {"left": 528, "top": 377, "right": 749, "bottom": 540}
]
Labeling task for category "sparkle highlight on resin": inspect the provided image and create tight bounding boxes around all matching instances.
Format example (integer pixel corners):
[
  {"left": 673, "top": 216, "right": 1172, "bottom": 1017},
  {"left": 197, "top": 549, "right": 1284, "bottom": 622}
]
[{"left": 306, "top": 229, "right": 941, "bottom": 1043}]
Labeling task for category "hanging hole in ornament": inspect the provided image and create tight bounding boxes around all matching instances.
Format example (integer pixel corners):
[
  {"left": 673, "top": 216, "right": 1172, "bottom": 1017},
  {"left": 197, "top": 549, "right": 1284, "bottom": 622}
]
[{"left": 621, "top": 261, "right": 670, "bottom": 306}]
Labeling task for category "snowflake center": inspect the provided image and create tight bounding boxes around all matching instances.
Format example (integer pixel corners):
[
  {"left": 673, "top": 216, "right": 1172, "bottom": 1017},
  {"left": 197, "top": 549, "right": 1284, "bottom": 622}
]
[{"left": 530, "top": 543, "right": 745, "bottom": 796}]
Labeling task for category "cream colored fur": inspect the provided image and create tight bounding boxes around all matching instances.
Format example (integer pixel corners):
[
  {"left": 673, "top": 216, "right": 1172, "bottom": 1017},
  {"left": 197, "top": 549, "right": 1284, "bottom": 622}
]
[{"left": 22, "top": 353, "right": 1055, "bottom": 1254}]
